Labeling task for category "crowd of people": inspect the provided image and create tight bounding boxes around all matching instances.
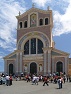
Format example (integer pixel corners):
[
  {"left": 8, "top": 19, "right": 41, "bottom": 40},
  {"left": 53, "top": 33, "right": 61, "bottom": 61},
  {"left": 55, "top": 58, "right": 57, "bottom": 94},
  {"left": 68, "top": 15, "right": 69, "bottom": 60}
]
[
  {"left": 24, "top": 72, "right": 71, "bottom": 89},
  {"left": 0, "top": 73, "right": 12, "bottom": 86},
  {"left": 0, "top": 72, "right": 71, "bottom": 89}
]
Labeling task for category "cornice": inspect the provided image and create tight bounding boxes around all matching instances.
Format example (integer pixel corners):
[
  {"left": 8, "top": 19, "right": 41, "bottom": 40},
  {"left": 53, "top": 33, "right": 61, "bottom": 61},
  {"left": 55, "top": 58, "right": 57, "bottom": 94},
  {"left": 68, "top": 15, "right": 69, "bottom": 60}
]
[
  {"left": 14, "top": 50, "right": 24, "bottom": 53},
  {"left": 42, "top": 47, "right": 52, "bottom": 52},
  {"left": 52, "top": 48, "right": 70, "bottom": 56},
  {"left": 16, "top": 7, "right": 52, "bottom": 20},
  {"left": 17, "top": 24, "right": 51, "bottom": 31},
  {"left": 23, "top": 56, "right": 43, "bottom": 61}
]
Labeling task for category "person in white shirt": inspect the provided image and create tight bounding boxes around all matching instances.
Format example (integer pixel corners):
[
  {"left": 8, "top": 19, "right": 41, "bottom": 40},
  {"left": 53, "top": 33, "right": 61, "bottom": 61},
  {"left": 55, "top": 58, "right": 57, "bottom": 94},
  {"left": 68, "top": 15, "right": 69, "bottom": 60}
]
[{"left": 6, "top": 75, "right": 10, "bottom": 86}]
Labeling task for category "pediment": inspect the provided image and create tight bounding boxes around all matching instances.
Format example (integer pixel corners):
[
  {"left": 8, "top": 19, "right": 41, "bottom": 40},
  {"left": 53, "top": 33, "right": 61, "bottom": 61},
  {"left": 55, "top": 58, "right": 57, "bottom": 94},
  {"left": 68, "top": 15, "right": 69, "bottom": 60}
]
[
  {"left": 16, "top": 7, "right": 52, "bottom": 20},
  {"left": 3, "top": 51, "right": 16, "bottom": 59},
  {"left": 52, "top": 48, "right": 70, "bottom": 56}
]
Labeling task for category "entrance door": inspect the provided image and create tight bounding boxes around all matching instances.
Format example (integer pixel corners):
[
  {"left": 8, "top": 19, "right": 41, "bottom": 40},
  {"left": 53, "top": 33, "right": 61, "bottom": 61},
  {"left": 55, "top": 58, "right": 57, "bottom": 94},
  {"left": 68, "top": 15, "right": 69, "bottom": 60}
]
[
  {"left": 30, "top": 62, "right": 37, "bottom": 74},
  {"left": 9, "top": 64, "right": 13, "bottom": 75},
  {"left": 56, "top": 62, "right": 63, "bottom": 73}
]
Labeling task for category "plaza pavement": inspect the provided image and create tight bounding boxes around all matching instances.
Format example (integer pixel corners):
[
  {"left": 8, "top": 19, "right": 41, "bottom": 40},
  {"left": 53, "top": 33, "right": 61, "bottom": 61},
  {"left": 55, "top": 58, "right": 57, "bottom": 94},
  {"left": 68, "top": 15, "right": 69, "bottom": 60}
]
[{"left": 0, "top": 80, "right": 71, "bottom": 94}]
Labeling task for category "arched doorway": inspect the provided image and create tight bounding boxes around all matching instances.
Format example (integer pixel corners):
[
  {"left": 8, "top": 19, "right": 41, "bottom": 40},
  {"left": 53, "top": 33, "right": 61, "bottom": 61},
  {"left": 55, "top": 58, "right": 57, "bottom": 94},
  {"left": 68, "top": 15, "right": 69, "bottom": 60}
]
[
  {"left": 30, "top": 62, "right": 37, "bottom": 74},
  {"left": 56, "top": 62, "right": 63, "bottom": 74},
  {"left": 9, "top": 64, "right": 13, "bottom": 75}
]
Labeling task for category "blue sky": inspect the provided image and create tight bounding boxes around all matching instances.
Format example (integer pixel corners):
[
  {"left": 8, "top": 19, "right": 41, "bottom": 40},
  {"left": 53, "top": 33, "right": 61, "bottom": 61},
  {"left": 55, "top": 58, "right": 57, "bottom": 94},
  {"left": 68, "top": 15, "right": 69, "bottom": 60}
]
[{"left": 0, "top": 0, "right": 71, "bottom": 72}]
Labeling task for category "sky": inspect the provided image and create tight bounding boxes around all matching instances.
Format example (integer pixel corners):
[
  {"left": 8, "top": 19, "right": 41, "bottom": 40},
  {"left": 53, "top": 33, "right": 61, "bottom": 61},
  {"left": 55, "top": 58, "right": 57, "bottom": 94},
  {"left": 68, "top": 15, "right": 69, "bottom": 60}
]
[{"left": 0, "top": 0, "right": 71, "bottom": 72}]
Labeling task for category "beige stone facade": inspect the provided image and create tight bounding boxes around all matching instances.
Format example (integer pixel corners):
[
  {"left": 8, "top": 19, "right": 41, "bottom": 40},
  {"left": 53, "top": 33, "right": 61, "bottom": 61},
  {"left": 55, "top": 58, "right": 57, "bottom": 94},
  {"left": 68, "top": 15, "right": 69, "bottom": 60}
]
[{"left": 3, "top": 7, "right": 71, "bottom": 75}]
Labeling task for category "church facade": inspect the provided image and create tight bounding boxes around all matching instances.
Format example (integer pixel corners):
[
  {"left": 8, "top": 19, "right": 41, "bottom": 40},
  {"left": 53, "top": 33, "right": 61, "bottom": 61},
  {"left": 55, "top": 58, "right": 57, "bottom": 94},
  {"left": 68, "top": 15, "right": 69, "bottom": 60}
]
[{"left": 3, "top": 7, "right": 70, "bottom": 75}]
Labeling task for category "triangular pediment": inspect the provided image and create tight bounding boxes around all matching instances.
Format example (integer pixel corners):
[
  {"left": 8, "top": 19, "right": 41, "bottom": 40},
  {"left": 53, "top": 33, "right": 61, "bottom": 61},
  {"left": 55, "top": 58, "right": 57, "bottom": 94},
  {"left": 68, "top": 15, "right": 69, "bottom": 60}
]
[
  {"left": 16, "top": 7, "right": 52, "bottom": 19},
  {"left": 3, "top": 51, "right": 16, "bottom": 59},
  {"left": 52, "top": 48, "right": 70, "bottom": 56},
  {"left": 52, "top": 51, "right": 62, "bottom": 56}
]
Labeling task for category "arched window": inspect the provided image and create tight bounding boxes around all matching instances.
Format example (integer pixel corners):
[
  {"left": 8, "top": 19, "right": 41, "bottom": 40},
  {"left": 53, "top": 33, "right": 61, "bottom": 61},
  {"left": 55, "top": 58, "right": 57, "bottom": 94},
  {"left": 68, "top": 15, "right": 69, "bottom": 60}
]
[
  {"left": 24, "top": 38, "right": 43, "bottom": 55},
  {"left": 24, "top": 21, "right": 27, "bottom": 28},
  {"left": 39, "top": 19, "right": 43, "bottom": 26},
  {"left": 37, "top": 39, "right": 43, "bottom": 54},
  {"left": 24, "top": 40, "right": 29, "bottom": 55},
  {"left": 45, "top": 18, "right": 49, "bottom": 25},
  {"left": 31, "top": 38, "right": 36, "bottom": 54},
  {"left": 19, "top": 22, "right": 22, "bottom": 28}
]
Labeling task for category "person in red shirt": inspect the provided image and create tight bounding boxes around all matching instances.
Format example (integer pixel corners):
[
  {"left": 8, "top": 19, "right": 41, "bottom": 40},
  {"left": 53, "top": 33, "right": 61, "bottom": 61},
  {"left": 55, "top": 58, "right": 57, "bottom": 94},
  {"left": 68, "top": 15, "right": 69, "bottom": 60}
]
[
  {"left": 43, "top": 76, "right": 49, "bottom": 86},
  {"left": 9, "top": 75, "right": 12, "bottom": 85}
]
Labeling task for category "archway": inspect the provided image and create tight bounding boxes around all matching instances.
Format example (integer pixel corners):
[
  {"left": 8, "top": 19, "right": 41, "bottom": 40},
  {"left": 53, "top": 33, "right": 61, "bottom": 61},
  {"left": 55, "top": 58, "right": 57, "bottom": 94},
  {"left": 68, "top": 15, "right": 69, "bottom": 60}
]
[
  {"left": 30, "top": 62, "right": 37, "bottom": 74},
  {"left": 9, "top": 64, "right": 13, "bottom": 75},
  {"left": 56, "top": 62, "right": 63, "bottom": 74},
  {"left": 24, "top": 38, "right": 43, "bottom": 55}
]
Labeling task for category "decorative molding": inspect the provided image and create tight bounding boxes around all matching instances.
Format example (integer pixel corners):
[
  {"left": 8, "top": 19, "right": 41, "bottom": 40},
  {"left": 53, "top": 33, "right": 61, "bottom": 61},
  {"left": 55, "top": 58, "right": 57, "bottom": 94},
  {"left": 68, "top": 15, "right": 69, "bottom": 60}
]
[
  {"left": 23, "top": 56, "right": 43, "bottom": 61},
  {"left": 17, "top": 31, "right": 50, "bottom": 50},
  {"left": 16, "top": 8, "right": 52, "bottom": 20}
]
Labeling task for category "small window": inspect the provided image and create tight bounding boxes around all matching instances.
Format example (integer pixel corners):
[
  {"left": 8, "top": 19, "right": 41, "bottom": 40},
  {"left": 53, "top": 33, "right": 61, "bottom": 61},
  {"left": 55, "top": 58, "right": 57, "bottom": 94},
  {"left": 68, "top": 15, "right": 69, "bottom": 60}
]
[
  {"left": 24, "top": 21, "right": 27, "bottom": 28},
  {"left": 45, "top": 18, "right": 48, "bottom": 25},
  {"left": 19, "top": 22, "right": 22, "bottom": 28},
  {"left": 39, "top": 19, "right": 43, "bottom": 26}
]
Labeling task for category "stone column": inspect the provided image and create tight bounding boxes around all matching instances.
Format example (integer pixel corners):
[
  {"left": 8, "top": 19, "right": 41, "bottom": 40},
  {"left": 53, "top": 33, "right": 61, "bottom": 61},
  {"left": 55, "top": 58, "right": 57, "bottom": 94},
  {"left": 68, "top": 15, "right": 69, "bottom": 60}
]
[
  {"left": 43, "top": 51, "right": 47, "bottom": 75},
  {"left": 48, "top": 50, "right": 51, "bottom": 74},
  {"left": 52, "top": 58, "right": 54, "bottom": 73},
  {"left": 63, "top": 62, "right": 65, "bottom": 73},
  {"left": 19, "top": 52, "right": 23, "bottom": 73},
  {"left": 65, "top": 56, "right": 68, "bottom": 74},
  {"left": 4, "top": 59, "right": 7, "bottom": 74},
  {"left": 15, "top": 53, "right": 19, "bottom": 74}
]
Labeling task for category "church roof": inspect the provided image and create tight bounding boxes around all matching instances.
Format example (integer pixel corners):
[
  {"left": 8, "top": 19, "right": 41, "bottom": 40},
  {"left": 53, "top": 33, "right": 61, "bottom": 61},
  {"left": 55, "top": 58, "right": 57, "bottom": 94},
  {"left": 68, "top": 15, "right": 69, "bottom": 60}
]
[
  {"left": 16, "top": 7, "right": 52, "bottom": 20},
  {"left": 3, "top": 51, "right": 16, "bottom": 59},
  {"left": 51, "top": 48, "right": 70, "bottom": 56},
  {"left": 3, "top": 50, "right": 23, "bottom": 59}
]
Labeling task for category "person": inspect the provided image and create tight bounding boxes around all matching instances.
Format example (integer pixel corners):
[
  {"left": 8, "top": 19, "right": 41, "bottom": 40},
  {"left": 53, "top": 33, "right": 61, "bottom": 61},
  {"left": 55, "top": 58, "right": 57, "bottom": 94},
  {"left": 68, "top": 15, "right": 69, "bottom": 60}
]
[
  {"left": 58, "top": 76, "right": 63, "bottom": 89},
  {"left": 6, "top": 75, "right": 10, "bottom": 86},
  {"left": 0, "top": 75, "right": 3, "bottom": 85},
  {"left": 34, "top": 76, "right": 39, "bottom": 85},
  {"left": 9, "top": 75, "right": 12, "bottom": 85},
  {"left": 43, "top": 76, "right": 49, "bottom": 86},
  {"left": 63, "top": 76, "right": 66, "bottom": 83}
]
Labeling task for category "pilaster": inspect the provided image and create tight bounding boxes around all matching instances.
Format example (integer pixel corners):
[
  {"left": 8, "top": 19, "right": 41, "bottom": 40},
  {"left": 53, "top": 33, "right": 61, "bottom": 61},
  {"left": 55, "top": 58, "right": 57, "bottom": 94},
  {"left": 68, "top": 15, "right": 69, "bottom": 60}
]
[
  {"left": 44, "top": 53, "right": 47, "bottom": 75},
  {"left": 43, "top": 48, "right": 47, "bottom": 75},
  {"left": 19, "top": 52, "right": 23, "bottom": 73},
  {"left": 4, "top": 59, "right": 7, "bottom": 74},
  {"left": 65, "top": 56, "right": 68, "bottom": 74},
  {"left": 48, "top": 50, "right": 51, "bottom": 73},
  {"left": 52, "top": 57, "right": 54, "bottom": 73},
  {"left": 16, "top": 52, "right": 19, "bottom": 73}
]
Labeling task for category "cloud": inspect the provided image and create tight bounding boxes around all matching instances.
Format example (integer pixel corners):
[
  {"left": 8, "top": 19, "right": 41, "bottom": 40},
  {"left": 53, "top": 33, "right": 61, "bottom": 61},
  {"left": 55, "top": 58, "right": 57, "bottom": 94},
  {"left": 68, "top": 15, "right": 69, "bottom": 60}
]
[
  {"left": 0, "top": 0, "right": 26, "bottom": 51},
  {"left": 32, "top": 0, "right": 71, "bottom": 36},
  {"left": 0, "top": 0, "right": 71, "bottom": 53},
  {"left": 53, "top": 0, "right": 71, "bottom": 36},
  {"left": 32, "top": 0, "right": 51, "bottom": 7}
]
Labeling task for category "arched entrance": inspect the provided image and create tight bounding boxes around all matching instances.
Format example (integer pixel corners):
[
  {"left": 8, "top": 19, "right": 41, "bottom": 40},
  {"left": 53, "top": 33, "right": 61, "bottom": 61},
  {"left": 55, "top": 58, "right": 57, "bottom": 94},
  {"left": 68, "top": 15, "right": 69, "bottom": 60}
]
[
  {"left": 30, "top": 62, "right": 37, "bottom": 74},
  {"left": 9, "top": 64, "right": 13, "bottom": 75},
  {"left": 56, "top": 62, "right": 63, "bottom": 74}
]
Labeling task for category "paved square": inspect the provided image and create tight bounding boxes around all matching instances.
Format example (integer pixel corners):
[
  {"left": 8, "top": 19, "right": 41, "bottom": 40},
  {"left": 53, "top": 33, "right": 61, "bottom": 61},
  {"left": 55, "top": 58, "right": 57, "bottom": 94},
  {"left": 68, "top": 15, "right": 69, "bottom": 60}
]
[{"left": 0, "top": 81, "right": 71, "bottom": 94}]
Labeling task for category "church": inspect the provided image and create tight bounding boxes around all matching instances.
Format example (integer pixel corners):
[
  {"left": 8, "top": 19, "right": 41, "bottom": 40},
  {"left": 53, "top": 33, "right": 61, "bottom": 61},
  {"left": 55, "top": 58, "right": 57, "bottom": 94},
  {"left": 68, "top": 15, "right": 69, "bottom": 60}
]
[{"left": 3, "top": 5, "right": 70, "bottom": 76}]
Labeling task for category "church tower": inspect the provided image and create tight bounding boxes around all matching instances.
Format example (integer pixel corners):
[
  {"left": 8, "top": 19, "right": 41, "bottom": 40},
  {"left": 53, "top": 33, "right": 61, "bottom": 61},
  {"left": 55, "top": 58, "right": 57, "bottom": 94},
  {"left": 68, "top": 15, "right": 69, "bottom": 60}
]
[{"left": 16, "top": 6, "right": 53, "bottom": 75}]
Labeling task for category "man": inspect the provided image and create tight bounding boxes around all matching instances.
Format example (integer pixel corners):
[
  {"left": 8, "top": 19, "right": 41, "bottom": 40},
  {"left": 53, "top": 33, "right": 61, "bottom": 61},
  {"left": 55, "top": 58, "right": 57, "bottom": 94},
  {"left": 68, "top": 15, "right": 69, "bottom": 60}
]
[
  {"left": 6, "top": 75, "right": 10, "bottom": 86},
  {"left": 43, "top": 76, "right": 49, "bottom": 86}
]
